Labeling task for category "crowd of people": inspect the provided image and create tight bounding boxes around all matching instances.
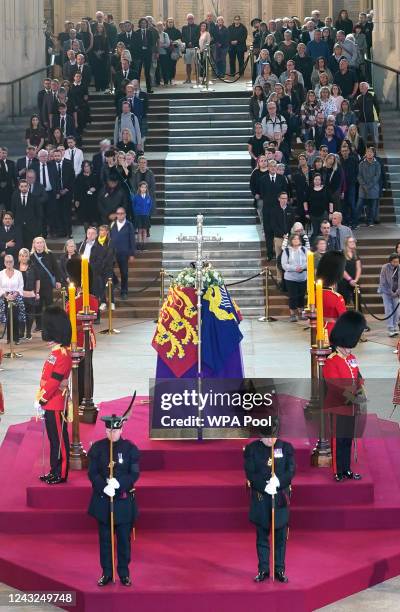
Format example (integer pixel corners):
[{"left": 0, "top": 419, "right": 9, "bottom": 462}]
[{"left": 246, "top": 9, "right": 396, "bottom": 325}]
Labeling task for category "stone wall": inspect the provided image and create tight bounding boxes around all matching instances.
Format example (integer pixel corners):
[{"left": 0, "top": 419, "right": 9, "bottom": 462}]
[
  {"left": 372, "top": 0, "right": 400, "bottom": 107},
  {"left": 0, "top": 0, "right": 45, "bottom": 120}
]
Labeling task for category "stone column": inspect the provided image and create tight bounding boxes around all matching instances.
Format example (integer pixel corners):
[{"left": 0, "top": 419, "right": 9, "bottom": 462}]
[
  {"left": 0, "top": 0, "right": 45, "bottom": 120},
  {"left": 372, "top": 0, "right": 400, "bottom": 106}
]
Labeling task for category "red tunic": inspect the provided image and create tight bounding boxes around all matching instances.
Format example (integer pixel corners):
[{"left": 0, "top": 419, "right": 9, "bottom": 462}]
[
  {"left": 66, "top": 293, "right": 99, "bottom": 349},
  {"left": 37, "top": 345, "right": 72, "bottom": 411},
  {"left": 323, "top": 288, "right": 346, "bottom": 342},
  {"left": 323, "top": 351, "right": 363, "bottom": 416}
]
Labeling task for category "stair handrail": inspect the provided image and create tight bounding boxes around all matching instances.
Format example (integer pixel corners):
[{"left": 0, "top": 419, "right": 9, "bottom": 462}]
[
  {"left": 0, "top": 62, "right": 54, "bottom": 119},
  {"left": 365, "top": 57, "right": 400, "bottom": 110}
]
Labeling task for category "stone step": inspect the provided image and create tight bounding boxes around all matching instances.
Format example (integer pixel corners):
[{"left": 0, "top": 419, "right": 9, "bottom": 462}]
[{"left": 164, "top": 191, "right": 252, "bottom": 199}]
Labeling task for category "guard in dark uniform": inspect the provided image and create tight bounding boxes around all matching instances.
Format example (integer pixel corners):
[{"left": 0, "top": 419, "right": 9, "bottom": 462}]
[
  {"left": 317, "top": 251, "right": 347, "bottom": 342},
  {"left": 244, "top": 420, "right": 295, "bottom": 583},
  {"left": 88, "top": 412, "right": 140, "bottom": 587},
  {"left": 35, "top": 306, "right": 72, "bottom": 485},
  {"left": 323, "top": 310, "right": 367, "bottom": 482}
]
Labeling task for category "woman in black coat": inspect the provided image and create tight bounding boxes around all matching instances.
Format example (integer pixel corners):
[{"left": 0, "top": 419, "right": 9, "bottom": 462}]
[
  {"left": 17, "top": 248, "right": 40, "bottom": 340},
  {"left": 31, "top": 237, "right": 61, "bottom": 331},
  {"left": 249, "top": 86, "right": 267, "bottom": 126},
  {"left": 90, "top": 23, "right": 110, "bottom": 91},
  {"left": 304, "top": 173, "right": 334, "bottom": 237},
  {"left": 74, "top": 161, "right": 100, "bottom": 226},
  {"left": 59, "top": 238, "right": 78, "bottom": 287}
]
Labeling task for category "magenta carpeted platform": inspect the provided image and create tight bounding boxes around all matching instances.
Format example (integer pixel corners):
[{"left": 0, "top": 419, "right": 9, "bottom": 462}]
[{"left": 1, "top": 396, "right": 400, "bottom": 611}]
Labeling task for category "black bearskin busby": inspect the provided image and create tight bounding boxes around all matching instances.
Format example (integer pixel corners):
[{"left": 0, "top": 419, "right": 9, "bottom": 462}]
[
  {"left": 317, "top": 250, "right": 346, "bottom": 287},
  {"left": 42, "top": 305, "right": 72, "bottom": 346},
  {"left": 330, "top": 311, "right": 367, "bottom": 349}
]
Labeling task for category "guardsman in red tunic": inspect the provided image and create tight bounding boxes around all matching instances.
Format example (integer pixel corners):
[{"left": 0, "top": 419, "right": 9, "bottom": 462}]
[
  {"left": 323, "top": 311, "right": 367, "bottom": 482},
  {"left": 317, "top": 250, "right": 347, "bottom": 342},
  {"left": 35, "top": 306, "right": 72, "bottom": 485},
  {"left": 65, "top": 257, "right": 99, "bottom": 402}
]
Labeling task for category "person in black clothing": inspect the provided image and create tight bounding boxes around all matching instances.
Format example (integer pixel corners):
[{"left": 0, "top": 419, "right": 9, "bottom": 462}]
[
  {"left": 249, "top": 86, "right": 267, "bottom": 127},
  {"left": 248, "top": 123, "right": 268, "bottom": 169},
  {"left": 228, "top": 15, "right": 248, "bottom": 76},
  {"left": 49, "top": 149, "right": 75, "bottom": 238},
  {"left": 74, "top": 161, "right": 100, "bottom": 226},
  {"left": 304, "top": 173, "right": 333, "bottom": 237},
  {"left": 132, "top": 18, "right": 157, "bottom": 93},
  {"left": 271, "top": 192, "right": 296, "bottom": 282},
  {"left": 110, "top": 207, "right": 135, "bottom": 299},
  {"left": 249, "top": 154, "right": 269, "bottom": 215},
  {"left": 291, "top": 154, "right": 311, "bottom": 222},
  {"left": 259, "top": 160, "right": 288, "bottom": 260},
  {"left": 335, "top": 10, "right": 354, "bottom": 36},
  {"left": 165, "top": 19, "right": 182, "bottom": 83},
  {"left": 69, "top": 72, "right": 90, "bottom": 133},
  {"left": 333, "top": 59, "right": 358, "bottom": 101},
  {"left": 31, "top": 237, "right": 62, "bottom": 331},
  {"left": 214, "top": 17, "right": 229, "bottom": 77},
  {"left": 339, "top": 140, "right": 359, "bottom": 228},
  {"left": 17, "top": 248, "right": 39, "bottom": 340},
  {"left": 11, "top": 180, "right": 42, "bottom": 249},
  {"left": 59, "top": 238, "right": 78, "bottom": 287},
  {"left": 244, "top": 419, "right": 295, "bottom": 583},
  {"left": 88, "top": 412, "right": 140, "bottom": 587},
  {"left": 97, "top": 225, "right": 115, "bottom": 310},
  {"left": 98, "top": 173, "right": 128, "bottom": 224},
  {"left": 117, "top": 21, "right": 135, "bottom": 53},
  {"left": 0, "top": 147, "right": 16, "bottom": 211},
  {"left": 0, "top": 211, "right": 22, "bottom": 268},
  {"left": 90, "top": 23, "right": 110, "bottom": 92},
  {"left": 78, "top": 226, "right": 106, "bottom": 309}
]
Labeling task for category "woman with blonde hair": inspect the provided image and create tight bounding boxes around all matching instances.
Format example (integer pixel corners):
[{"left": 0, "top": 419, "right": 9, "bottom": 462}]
[
  {"left": 347, "top": 124, "right": 366, "bottom": 158},
  {"left": 318, "top": 86, "right": 337, "bottom": 118},
  {"left": 17, "top": 248, "right": 40, "bottom": 341},
  {"left": 59, "top": 238, "right": 77, "bottom": 287},
  {"left": 31, "top": 237, "right": 61, "bottom": 332}
]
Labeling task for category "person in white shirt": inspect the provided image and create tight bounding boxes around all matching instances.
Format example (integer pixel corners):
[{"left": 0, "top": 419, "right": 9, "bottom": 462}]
[
  {"left": 113, "top": 101, "right": 143, "bottom": 151},
  {"left": 261, "top": 102, "right": 288, "bottom": 140},
  {"left": 64, "top": 136, "right": 84, "bottom": 176},
  {"left": 0, "top": 254, "right": 25, "bottom": 344}
]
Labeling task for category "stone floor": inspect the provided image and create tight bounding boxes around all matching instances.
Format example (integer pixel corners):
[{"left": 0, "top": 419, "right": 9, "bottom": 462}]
[{"left": 1, "top": 315, "right": 400, "bottom": 610}]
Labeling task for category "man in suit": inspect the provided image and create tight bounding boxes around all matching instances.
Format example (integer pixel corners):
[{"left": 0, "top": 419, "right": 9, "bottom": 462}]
[
  {"left": 0, "top": 147, "right": 16, "bottom": 210},
  {"left": 16, "top": 146, "right": 39, "bottom": 180},
  {"left": 75, "top": 54, "right": 92, "bottom": 88},
  {"left": 0, "top": 211, "right": 22, "bottom": 268},
  {"left": 119, "top": 81, "right": 149, "bottom": 142},
  {"left": 181, "top": 14, "right": 200, "bottom": 84},
  {"left": 51, "top": 103, "right": 76, "bottom": 140},
  {"left": 92, "top": 139, "right": 112, "bottom": 180},
  {"left": 270, "top": 192, "right": 296, "bottom": 282},
  {"left": 259, "top": 160, "right": 287, "bottom": 260},
  {"left": 37, "top": 78, "right": 52, "bottom": 126},
  {"left": 114, "top": 58, "right": 137, "bottom": 94},
  {"left": 117, "top": 20, "right": 135, "bottom": 52},
  {"left": 132, "top": 17, "right": 157, "bottom": 93},
  {"left": 62, "top": 29, "right": 85, "bottom": 60},
  {"left": 37, "top": 149, "right": 57, "bottom": 237},
  {"left": 64, "top": 136, "right": 84, "bottom": 176},
  {"left": 11, "top": 179, "right": 42, "bottom": 248},
  {"left": 26, "top": 168, "right": 49, "bottom": 238},
  {"left": 78, "top": 226, "right": 106, "bottom": 308},
  {"left": 110, "top": 207, "right": 135, "bottom": 299},
  {"left": 41, "top": 79, "right": 60, "bottom": 130},
  {"left": 49, "top": 148, "right": 75, "bottom": 238}
]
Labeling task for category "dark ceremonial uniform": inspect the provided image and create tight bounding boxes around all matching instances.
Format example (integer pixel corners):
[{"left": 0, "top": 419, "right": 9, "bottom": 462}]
[
  {"left": 244, "top": 439, "right": 295, "bottom": 576},
  {"left": 323, "top": 350, "right": 365, "bottom": 478},
  {"left": 323, "top": 288, "right": 346, "bottom": 342},
  {"left": 88, "top": 438, "right": 140, "bottom": 581},
  {"left": 37, "top": 344, "right": 72, "bottom": 480}
]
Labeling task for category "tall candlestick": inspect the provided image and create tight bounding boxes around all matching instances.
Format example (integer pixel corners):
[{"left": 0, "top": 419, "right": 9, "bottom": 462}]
[
  {"left": 307, "top": 250, "right": 315, "bottom": 307},
  {"left": 68, "top": 283, "right": 77, "bottom": 346},
  {"left": 81, "top": 257, "right": 89, "bottom": 311},
  {"left": 316, "top": 279, "right": 324, "bottom": 343}
]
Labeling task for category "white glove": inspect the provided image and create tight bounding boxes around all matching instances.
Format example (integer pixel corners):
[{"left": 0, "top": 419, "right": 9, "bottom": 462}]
[
  {"left": 34, "top": 401, "right": 44, "bottom": 419},
  {"left": 270, "top": 474, "right": 280, "bottom": 488},
  {"left": 107, "top": 477, "right": 120, "bottom": 489},
  {"left": 264, "top": 481, "right": 277, "bottom": 496},
  {"left": 103, "top": 483, "right": 115, "bottom": 497}
]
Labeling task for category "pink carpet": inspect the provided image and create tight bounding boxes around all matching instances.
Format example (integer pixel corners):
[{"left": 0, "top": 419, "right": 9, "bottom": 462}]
[{"left": 1, "top": 396, "right": 400, "bottom": 611}]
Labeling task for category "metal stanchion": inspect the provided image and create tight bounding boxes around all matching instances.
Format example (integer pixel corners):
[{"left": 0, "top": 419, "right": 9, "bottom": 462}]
[
  {"left": 3, "top": 301, "right": 22, "bottom": 359},
  {"left": 192, "top": 47, "right": 201, "bottom": 89},
  {"left": 305, "top": 305, "right": 319, "bottom": 414},
  {"left": 311, "top": 341, "right": 332, "bottom": 467},
  {"left": 154, "top": 268, "right": 165, "bottom": 323},
  {"left": 78, "top": 309, "right": 98, "bottom": 424},
  {"left": 249, "top": 46, "right": 254, "bottom": 84},
  {"left": 200, "top": 46, "right": 215, "bottom": 92},
  {"left": 99, "top": 278, "right": 120, "bottom": 335},
  {"left": 258, "top": 267, "right": 277, "bottom": 322},
  {"left": 354, "top": 284, "right": 368, "bottom": 342}
]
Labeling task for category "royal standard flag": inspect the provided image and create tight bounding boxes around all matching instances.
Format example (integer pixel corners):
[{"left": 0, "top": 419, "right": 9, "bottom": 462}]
[
  {"left": 201, "top": 285, "right": 243, "bottom": 374},
  {"left": 152, "top": 286, "right": 199, "bottom": 377}
]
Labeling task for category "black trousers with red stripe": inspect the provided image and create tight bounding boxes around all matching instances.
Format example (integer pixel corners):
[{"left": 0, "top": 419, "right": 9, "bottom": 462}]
[{"left": 44, "top": 410, "right": 70, "bottom": 480}]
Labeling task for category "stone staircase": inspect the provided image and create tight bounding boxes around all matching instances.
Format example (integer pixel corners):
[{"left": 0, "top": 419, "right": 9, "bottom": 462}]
[{"left": 77, "top": 90, "right": 400, "bottom": 319}]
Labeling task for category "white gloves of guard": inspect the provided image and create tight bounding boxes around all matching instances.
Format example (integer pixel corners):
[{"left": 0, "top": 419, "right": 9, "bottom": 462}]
[
  {"left": 103, "top": 478, "right": 120, "bottom": 497},
  {"left": 264, "top": 474, "right": 280, "bottom": 496},
  {"left": 34, "top": 401, "right": 44, "bottom": 419}
]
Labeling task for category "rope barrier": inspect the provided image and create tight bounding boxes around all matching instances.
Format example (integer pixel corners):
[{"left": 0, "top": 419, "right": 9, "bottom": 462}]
[
  {"left": 359, "top": 293, "right": 400, "bottom": 321},
  {"left": 130, "top": 273, "right": 160, "bottom": 295},
  {"left": 207, "top": 51, "right": 251, "bottom": 84},
  {"left": 225, "top": 270, "right": 264, "bottom": 287}
]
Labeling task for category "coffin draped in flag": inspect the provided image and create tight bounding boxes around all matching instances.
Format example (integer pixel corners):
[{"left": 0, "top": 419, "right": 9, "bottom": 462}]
[
  {"left": 151, "top": 286, "right": 198, "bottom": 377},
  {"left": 201, "top": 284, "right": 243, "bottom": 374}
]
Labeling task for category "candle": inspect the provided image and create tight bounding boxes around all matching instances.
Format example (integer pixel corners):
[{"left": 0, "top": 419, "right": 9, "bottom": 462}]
[
  {"left": 307, "top": 250, "right": 315, "bottom": 307},
  {"left": 81, "top": 257, "right": 89, "bottom": 310},
  {"left": 68, "top": 283, "right": 77, "bottom": 346},
  {"left": 316, "top": 279, "right": 324, "bottom": 343}
]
